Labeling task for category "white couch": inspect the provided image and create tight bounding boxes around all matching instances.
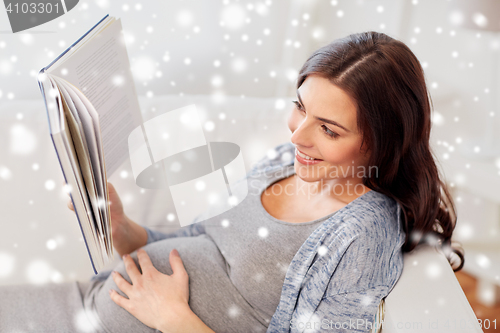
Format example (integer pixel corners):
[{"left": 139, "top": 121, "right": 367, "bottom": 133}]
[
  {"left": 0, "top": 95, "right": 482, "bottom": 331},
  {"left": 380, "top": 245, "right": 482, "bottom": 332}
]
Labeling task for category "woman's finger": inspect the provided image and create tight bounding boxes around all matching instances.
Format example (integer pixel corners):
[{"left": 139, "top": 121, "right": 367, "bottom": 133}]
[
  {"left": 169, "top": 249, "right": 188, "bottom": 278},
  {"left": 112, "top": 271, "right": 133, "bottom": 295},
  {"left": 67, "top": 199, "right": 74, "bottom": 211},
  {"left": 107, "top": 182, "right": 116, "bottom": 194},
  {"left": 137, "top": 249, "right": 155, "bottom": 273},
  {"left": 109, "top": 289, "right": 131, "bottom": 312},
  {"left": 122, "top": 254, "right": 142, "bottom": 283}
]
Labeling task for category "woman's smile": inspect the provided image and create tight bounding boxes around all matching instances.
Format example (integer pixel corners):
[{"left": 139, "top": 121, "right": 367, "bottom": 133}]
[{"left": 295, "top": 148, "right": 323, "bottom": 165}]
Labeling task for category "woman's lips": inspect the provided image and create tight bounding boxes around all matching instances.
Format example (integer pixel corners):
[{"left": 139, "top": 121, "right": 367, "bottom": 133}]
[
  {"left": 296, "top": 148, "right": 322, "bottom": 160},
  {"left": 295, "top": 149, "right": 323, "bottom": 165}
]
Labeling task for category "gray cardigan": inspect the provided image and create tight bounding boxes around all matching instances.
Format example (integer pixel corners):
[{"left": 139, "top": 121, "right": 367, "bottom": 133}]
[{"left": 145, "top": 142, "right": 405, "bottom": 333}]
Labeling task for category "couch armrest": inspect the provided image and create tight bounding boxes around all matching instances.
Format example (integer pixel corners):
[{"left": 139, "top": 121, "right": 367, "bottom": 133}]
[{"left": 381, "top": 245, "right": 482, "bottom": 333}]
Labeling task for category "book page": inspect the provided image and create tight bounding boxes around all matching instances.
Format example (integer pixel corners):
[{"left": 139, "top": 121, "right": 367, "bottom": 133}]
[
  {"left": 47, "top": 16, "right": 115, "bottom": 69},
  {"left": 48, "top": 18, "right": 143, "bottom": 178},
  {"left": 52, "top": 78, "right": 105, "bottom": 270},
  {"left": 56, "top": 77, "right": 113, "bottom": 256},
  {"left": 52, "top": 77, "right": 106, "bottom": 252},
  {"left": 54, "top": 76, "right": 111, "bottom": 255}
]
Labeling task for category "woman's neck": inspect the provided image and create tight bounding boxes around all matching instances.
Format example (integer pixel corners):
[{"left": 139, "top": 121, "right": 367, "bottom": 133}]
[{"left": 292, "top": 174, "right": 371, "bottom": 205}]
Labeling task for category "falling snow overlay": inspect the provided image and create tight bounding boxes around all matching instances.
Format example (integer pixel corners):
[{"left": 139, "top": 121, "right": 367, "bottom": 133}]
[{"left": 0, "top": 0, "right": 497, "bottom": 331}]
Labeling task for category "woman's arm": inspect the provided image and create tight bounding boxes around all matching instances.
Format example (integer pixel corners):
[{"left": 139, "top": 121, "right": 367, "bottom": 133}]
[
  {"left": 67, "top": 182, "right": 207, "bottom": 256},
  {"left": 110, "top": 249, "right": 215, "bottom": 333},
  {"left": 67, "top": 182, "right": 148, "bottom": 257},
  {"left": 114, "top": 214, "right": 149, "bottom": 256}
]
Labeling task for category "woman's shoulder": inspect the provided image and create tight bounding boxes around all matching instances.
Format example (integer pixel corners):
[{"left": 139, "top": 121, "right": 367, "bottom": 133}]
[
  {"left": 320, "top": 192, "right": 405, "bottom": 295},
  {"left": 341, "top": 190, "right": 404, "bottom": 242}
]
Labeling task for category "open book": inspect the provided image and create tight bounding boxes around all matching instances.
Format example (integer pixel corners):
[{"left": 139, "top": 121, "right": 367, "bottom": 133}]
[{"left": 37, "top": 15, "right": 143, "bottom": 274}]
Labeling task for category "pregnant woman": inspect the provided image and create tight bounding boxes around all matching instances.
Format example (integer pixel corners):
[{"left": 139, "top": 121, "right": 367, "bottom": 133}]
[{"left": 0, "top": 31, "right": 463, "bottom": 333}]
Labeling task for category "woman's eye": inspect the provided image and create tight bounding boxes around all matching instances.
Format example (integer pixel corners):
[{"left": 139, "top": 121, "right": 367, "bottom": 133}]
[
  {"left": 291, "top": 100, "right": 338, "bottom": 138},
  {"left": 292, "top": 100, "right": 304, "bottom": 111},
  {"left": 322, "top": 125, "right": 339, "bottom": 139}
]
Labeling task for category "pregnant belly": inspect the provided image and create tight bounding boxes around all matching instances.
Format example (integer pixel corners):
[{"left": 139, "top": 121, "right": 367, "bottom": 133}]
[{"left": 83, "top": 235, "right": 268, "bottom": 333}]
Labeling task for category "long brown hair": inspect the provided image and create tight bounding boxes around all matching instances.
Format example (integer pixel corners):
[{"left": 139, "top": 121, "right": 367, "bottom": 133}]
[{"left": 297, "top": 31, "right": 464, "bottom": 271}]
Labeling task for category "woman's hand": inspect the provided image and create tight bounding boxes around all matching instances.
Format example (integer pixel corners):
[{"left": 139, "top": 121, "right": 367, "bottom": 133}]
[
  {"left": 110, "top": 249, "right": 214, "bottom": 333},
  {"left": 66, "top": 182, "right": 148, "bottom": 257}
]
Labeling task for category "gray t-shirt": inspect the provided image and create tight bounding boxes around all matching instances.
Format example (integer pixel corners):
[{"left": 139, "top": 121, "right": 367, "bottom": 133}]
[
  {"left": 202, "top": 163, "right": 338, "bottom": 321},
  {"left": 140, "top": 162, "right": 339, "bottom": 330}
]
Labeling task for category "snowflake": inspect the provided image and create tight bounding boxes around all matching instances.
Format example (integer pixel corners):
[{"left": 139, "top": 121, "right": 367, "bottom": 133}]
[
  {"left": 211, "top": 75, "right": 224, "bottom": 88},
  {"left": 112, "top": 75, "right": 125, "bottom": 86},
  {"left": 228, "top": 304, "right": 241, "bottom": 318},
  {"left": 45, "top": 179, "right": 55, "bottom": 191},
  {"left": 177, "top": 10, "right": 194, "bottom": 27},
  {"left": 195, "top": 180, "right": 206, "bottom": 191},
  {"left": 204, "top": 121, "right": 215, "bottom": 131},
  {"left": 361, "top": 295, "right": 374, "bottom": 306},
  {"left": 449, "top": 11, "right": 464, "bottom": 26},
  {"left": 317, "top": 245, "right": 328, "bottom": 256},
  {"left": 46, "top": 239, "right": 57, "bottom": 250},
  {"left": 20, "top": 34, "right": 34, "bottom": 45},
  {"left": 266, "top": 148, "right": 278, "bottom": 159},
  {"left": 74, "top": 308, "right": 102, "bottom": 332},
  {"left": 472, "top": 13, "right": 488, "bottom": 28},
  {"left": 51, "top": 271, "right": 64, "bottom": 283},
  {"left": 255, "top": 3, "right": 269, "bottom": 16},
  {"left": 26, "top": 260, "right": 52, "bottom": 284},
  {"left": 231, "top": 57, "right": 247, "bottom": 73},
  {"left": 0, "top": 252, "right": 15, "bottom": 277},
  {"left": 254, "top": 272, "right": 264, "bottom": 282},
  {"left": 273, "top": 99, "right": 286, "bottom": 110},
  {"left": 258, "top": 227, "right": 269, "bottom": 238},
  {"left": 0, "top": 166, "right": 12, "bottom": 180},
  {"left": 281, "top": 152, "right": 293, "bottom": 162},
  {"left": 425, "top": 262, "right": 442, "bottom": 279},
  {"left": 132, "top": 56, "right": 156, "bottom": 81},
  {"left": 475, "top": 254, "right": 491, "bottom": 269},
  {"left": 0, "top": 60, "right": 13, "bottom": 75}
]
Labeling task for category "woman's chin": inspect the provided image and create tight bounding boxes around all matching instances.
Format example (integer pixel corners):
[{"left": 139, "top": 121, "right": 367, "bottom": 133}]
[{"left": 294, "top": 164, "right": 323, "bottom": 183}]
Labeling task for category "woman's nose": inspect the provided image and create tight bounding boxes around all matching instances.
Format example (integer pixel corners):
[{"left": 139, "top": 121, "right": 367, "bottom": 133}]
[{"left": 290, "top": 119, "right": 313, "bottom": 148}]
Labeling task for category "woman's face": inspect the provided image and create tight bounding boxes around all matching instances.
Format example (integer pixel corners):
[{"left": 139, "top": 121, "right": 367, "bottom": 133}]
[{"left": 288, "top": 75, "right": 371, "bottom": 190}]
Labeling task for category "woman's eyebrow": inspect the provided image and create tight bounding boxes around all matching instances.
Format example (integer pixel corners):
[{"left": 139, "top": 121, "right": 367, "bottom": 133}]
[{"left": 297, "top": 91, "right": 352, "bottom": 133}]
